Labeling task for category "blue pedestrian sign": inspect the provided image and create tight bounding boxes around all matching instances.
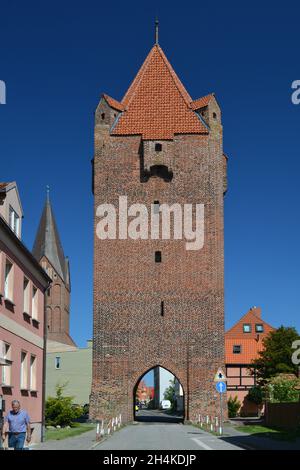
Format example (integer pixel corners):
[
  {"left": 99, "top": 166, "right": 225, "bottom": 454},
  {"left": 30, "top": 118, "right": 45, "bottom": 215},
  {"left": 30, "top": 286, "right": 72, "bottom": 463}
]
[{"left": 216, "top": 381, "right": 226, "bottom": 393}]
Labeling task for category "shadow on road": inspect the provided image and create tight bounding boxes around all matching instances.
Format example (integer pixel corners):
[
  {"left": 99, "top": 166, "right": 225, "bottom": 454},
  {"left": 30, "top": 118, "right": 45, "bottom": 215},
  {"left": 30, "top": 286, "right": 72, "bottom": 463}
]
[{"left": 135, "top": 409, "right": 184, "bottom": 424}]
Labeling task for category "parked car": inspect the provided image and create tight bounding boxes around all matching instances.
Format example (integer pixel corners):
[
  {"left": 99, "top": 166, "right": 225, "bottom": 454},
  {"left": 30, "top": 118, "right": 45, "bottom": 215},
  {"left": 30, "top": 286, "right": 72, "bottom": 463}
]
[{"left": 161, "top": 400, "right": 171, "bottom": 410}]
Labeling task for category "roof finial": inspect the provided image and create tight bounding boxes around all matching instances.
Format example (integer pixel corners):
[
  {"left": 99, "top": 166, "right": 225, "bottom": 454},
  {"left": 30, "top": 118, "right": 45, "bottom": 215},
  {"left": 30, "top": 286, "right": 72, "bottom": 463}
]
[
  {"left": 46, "top": 184, "right": 50, "bottom": 202},
  {"left": 155, "top": 17, "right": 159, "bottom": 45}
]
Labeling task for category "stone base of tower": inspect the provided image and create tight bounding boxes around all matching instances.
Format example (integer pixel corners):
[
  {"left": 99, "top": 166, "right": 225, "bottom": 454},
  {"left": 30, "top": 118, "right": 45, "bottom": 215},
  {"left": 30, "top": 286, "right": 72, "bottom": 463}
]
[{"left": 89, "top": 328, "right": 226, "bottom": 425}]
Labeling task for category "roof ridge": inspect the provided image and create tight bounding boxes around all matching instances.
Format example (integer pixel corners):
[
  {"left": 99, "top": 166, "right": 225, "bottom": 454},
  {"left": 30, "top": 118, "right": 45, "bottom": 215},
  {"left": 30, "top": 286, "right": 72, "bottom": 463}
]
[
  {"left": 156, "top": 45, "right": 193, "bottom": 108},
  {"left": 121, "top": 45, "right": 156, "bottom": 108},
  {"left": 225, "top": 308, "right": 260, "bottom": 334},
  {"left": 191, "top": 94, "right": 215, "bottom": 110},
  {"left": 103, "top": 94, "right": 124, "bottom": 112}
]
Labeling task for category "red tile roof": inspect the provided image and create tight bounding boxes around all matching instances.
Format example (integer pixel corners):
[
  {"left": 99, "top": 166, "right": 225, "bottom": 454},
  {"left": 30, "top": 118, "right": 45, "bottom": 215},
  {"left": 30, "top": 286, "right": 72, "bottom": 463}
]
[
  {"left": 102, "top": 94, "right": 124, "bottom": 112},
  {"left": 110, "top": 45, "right": 208, "bottom": 140},
  {"left": 191, "top": 94, "right": 214, "bottom": 110},
  {"left": 0, "top": 182, "right": 9, "bottom": 190},
  {"left": 225, "top": 307, "right": 275, "bottom": 364},
  {"left": 226, "top": 338, "right": 267, "bottom": 364}
]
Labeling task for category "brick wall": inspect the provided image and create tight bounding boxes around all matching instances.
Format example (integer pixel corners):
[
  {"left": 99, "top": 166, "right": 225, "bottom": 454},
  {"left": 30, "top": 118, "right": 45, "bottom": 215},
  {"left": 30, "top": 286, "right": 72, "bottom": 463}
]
[{"left": 90, "top": 96, "right": 227, "bottom": 423}]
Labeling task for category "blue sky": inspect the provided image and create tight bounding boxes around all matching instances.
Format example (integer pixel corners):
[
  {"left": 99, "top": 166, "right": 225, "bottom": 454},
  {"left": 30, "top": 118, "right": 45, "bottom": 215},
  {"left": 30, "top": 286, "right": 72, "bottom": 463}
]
[{"left": 1, "top": 1, "right": 300, "bottom": 346}]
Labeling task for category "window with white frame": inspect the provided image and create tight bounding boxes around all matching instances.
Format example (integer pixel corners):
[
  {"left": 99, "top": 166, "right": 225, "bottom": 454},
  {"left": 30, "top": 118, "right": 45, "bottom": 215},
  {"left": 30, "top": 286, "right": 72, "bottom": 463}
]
[
  {"left": 9, "top": 206, "right": 20, "bottom": 236},
  {"left": 32, "top": 286, "right": 38, "bottom": 320},
  {"left": 4, "top": 259, "right": 13, "bottom": 301},
  {"left": 20, "top": 351, "right": 28, "bottom": 389},
  {"left": 1, "top": 343, "right": 11, "bottom": 386},
  {"left": 30, "top": 355, "right": 37, "bottom": 390},
  {"left": 23, "top": 277, "right": 30, "bottom": 314}
]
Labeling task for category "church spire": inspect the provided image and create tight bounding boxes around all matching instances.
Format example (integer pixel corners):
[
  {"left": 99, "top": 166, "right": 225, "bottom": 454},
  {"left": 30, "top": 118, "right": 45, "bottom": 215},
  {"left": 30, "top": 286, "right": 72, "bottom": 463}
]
[{"left": 32, "top": 191, "right": 68, "bottom": 284}]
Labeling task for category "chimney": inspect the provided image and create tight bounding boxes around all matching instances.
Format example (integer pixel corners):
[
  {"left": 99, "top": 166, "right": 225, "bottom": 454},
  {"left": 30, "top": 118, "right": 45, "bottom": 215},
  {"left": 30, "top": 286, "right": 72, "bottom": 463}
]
[{"left": 250, "top": 306, "right": 261, "bottom": 318}]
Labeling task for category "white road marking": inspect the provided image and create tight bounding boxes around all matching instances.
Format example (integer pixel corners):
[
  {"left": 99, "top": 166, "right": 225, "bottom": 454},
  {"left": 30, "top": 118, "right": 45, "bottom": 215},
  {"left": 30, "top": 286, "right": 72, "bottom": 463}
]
[{"left": 191, "top": 437, "right": 213, "bottom": 450}]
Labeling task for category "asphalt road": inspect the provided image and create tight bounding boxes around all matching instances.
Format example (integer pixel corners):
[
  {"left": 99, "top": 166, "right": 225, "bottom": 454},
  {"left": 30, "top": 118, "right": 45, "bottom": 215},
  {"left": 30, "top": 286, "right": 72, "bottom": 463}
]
[
  {"left": 134, "top": 409, "right": 184, "bottom": 423},
  {"left": 95, "top": 412, "right": 243, "bottom": 450}
]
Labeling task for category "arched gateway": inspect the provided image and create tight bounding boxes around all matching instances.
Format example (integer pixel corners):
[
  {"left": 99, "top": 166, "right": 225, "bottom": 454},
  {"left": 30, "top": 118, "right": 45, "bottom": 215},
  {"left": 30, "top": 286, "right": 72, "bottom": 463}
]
[
  {"left": 133, "top": 366, "right": 185, "bottom": 423},
  {"left": 90, "top": 38, "right": 227, "bottom": 424}
]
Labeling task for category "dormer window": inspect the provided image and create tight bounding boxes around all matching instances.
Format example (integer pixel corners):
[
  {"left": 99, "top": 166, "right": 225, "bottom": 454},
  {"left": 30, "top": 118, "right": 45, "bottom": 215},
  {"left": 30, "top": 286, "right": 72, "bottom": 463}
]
[
  {"left": 155, "top": 143, "right": 162, "bottom": 152},
  {"left": 243, "top": 324, "right": 251, "bottom": 333},
  {"left": 9, "top": 205, "right": 20, "bottom": 236}
]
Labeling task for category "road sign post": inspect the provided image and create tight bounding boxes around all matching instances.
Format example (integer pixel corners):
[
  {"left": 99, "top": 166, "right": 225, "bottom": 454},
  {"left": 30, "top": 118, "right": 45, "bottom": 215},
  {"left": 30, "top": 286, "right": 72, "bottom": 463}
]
[{"left": 215, "top": 381, "right": 226, "bottom": 435}]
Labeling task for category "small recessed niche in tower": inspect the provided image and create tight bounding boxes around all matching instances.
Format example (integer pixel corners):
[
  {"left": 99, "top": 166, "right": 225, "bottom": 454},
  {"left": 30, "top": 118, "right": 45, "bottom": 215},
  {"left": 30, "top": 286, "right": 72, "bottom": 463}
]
[
  {"left": 155, "top": 143, "right": 162, "bottom": 152},
  {"left": 161, "top": 301, "right": 164, "bottom": 317},
  {"left": 155, "top": 251, "right": 162, "bottom": 263},
  {"left": 153, "top": 200, "right": 160, "bottom": 214},
  {"left": 101, "top": 113, "right": 105, "bottom": 120},
  {"left": 213, "top": 112, "right": 217, "bottom": 120}
]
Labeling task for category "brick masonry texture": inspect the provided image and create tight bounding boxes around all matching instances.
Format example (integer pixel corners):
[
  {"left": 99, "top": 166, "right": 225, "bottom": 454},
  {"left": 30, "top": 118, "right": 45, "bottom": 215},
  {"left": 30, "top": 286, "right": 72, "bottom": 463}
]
[{"left": 90, "top": 49, "right": 227, "bottom": 423}]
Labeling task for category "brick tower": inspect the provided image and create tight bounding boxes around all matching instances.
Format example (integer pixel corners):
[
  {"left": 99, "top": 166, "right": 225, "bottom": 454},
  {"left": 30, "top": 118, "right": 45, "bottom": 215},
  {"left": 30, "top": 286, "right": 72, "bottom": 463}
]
[
  {"left": 90, "top": 37, "right": 227, "bottom": 423},
  {"left": 33, "top": 192, "right": 76, "bottom": 347}
]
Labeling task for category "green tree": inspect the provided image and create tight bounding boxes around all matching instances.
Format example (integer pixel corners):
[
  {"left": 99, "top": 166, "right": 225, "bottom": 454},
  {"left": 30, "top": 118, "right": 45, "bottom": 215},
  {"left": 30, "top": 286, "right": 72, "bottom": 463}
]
[
  {"left": 163, "top": 379, "right": 176, "bottom": 409},
  {"left": 45, "top": 383, "right": 83, "bottom": 427},
  {"left": 249, "top": 326, "right": 299, "bottom": 384}
]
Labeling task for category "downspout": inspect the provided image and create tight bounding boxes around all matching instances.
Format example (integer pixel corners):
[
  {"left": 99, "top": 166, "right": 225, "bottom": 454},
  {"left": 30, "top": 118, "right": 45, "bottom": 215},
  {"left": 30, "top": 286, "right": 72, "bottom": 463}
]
[{"left": 41, "top": 281, "right": 51, "bottom": 442}]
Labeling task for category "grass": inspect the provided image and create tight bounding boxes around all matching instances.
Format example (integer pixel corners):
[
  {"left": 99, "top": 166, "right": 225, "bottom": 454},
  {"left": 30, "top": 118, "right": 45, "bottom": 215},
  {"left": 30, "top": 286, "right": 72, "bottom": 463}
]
[
  {"left": 46, "top": 423, "right": 95, "bottom": 441},
  {"left": 191, "top": 422, "right": 228, "bottom": 437},
  {"left": 235, "top": 424, "right": 300, "bottom": 442}
]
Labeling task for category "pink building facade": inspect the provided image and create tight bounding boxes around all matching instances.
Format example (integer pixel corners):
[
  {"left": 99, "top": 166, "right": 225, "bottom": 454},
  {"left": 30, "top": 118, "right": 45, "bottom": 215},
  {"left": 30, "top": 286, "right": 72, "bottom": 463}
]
[{"left": 0, "top": 182, "right": 50, "bottom": 443}]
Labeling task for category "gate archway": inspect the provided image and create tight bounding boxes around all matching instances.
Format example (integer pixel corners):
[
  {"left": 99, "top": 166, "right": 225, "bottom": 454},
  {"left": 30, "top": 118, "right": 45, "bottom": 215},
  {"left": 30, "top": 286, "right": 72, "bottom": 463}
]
[{"left": 133, "top": 365, "right": 185, "bottom": 423}]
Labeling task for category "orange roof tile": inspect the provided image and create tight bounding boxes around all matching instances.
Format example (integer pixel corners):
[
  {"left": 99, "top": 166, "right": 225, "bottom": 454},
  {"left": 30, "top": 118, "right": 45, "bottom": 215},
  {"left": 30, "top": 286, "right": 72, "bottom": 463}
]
[
  {"left": 111, "top": 44, "right": 208, "bottom": 140},
  {"left": 226, "top": 338, "right": 266, "bottom": 364},
  {"left": 191, "top": 94, "right": 214, "bottom": 110},
  {"left": 102, "top": 94, "right": 124, "bottom": 112},
  {"left": 226, "top": 307, "right": 274, "bottom": 340}
]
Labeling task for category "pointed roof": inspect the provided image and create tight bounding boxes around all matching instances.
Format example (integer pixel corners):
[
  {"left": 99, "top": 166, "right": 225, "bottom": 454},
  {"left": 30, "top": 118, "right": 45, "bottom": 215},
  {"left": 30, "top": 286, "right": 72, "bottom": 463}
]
[
  {"left": 111, "top": 44, "right": 208, "bottom": 140},
  {"left": 32, "top": 194, "right": 67, "bottom": 283},
  {"left": 102, "top": 94, "right": 124, "bottom": 112},
  {"left": 226, "top": 307, "right": 275, "bottom": 339},
  {"left": 225, "top": 307, "right": 275, "bottom": 364},
  {"left": 191, "top": 93, "right": 215, "bottom": 110}
]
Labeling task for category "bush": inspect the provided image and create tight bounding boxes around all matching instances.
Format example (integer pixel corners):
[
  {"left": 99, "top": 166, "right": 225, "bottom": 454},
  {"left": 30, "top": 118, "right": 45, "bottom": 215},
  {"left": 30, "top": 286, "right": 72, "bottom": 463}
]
[
  {"left": 266, "top": 375, "right": 300, "bottom": 403},
  {"left": 227, "top": 395, "right": 241, "bottom": 418},
  {"left": 45, "top": 384, "right": 84, "bottom": 427}
]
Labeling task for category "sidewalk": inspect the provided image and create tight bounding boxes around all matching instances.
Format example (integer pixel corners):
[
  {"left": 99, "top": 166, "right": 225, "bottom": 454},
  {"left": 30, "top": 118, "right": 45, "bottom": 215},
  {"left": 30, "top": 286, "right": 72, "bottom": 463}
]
[{"left": 33, "top": 428, "right": 98, "bottom": 450}]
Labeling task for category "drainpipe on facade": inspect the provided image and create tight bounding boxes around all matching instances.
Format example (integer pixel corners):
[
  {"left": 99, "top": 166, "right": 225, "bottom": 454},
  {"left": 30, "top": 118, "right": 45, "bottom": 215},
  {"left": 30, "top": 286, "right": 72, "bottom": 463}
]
[{"left": 41, "top": 282, "right": 51, "bottom": 442}]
